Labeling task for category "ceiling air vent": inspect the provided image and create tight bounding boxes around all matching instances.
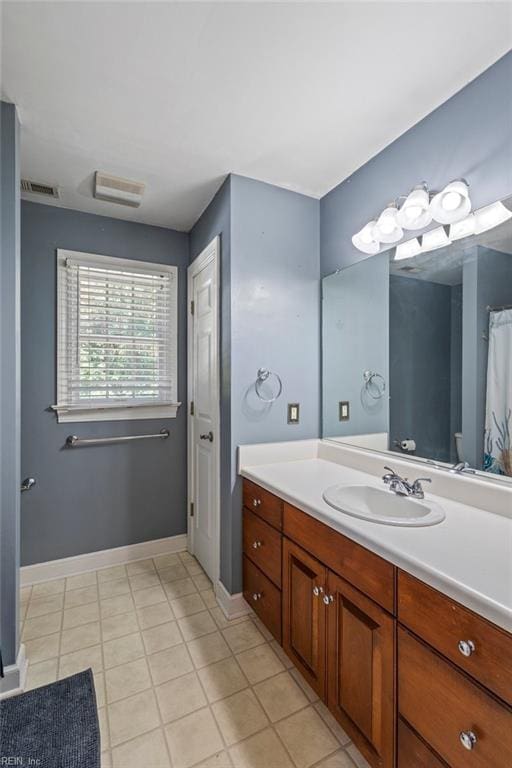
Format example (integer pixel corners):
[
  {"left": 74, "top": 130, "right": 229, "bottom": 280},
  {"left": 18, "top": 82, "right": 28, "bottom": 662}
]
[
  {"left": 21, "top": 179, "right": 59, "bottom": 198},
  {"left": 94, "top": 171, "right": 145, "bottom": 208}
]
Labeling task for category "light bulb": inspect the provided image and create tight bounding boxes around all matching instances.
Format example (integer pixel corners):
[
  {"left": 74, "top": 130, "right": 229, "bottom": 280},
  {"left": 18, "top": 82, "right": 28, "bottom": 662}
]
[
  {"left": 442, "top": 191, "right": 462, "bottom": 211},
  {"left": 396, "top": 186, "right": 432, "bottom": 230},
  {"left": 430, "top": 181, "right": 471, "bottom": 224}
]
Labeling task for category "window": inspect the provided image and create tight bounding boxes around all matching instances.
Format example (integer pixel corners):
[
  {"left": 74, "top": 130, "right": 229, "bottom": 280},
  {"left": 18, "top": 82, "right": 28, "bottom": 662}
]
[{"left": 54, "top": 249, "right": 179, "bottom": 422}]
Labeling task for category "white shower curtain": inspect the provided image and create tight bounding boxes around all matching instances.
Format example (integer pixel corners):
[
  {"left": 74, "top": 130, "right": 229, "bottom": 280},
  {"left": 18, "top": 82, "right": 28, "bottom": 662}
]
[{"left": 484, "top": 308, "right": 512, "bottom": 476}]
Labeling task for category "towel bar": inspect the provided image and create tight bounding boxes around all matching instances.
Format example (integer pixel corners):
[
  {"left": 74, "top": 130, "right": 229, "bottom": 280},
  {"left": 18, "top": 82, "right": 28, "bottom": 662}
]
[{"left": 66, "top": 429, "right": 170, "bottom": 447}]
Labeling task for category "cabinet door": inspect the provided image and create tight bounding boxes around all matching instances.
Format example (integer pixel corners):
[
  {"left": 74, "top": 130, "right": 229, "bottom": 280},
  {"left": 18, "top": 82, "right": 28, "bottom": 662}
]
[
  {"left": 282, "top": 538, "right": 327, "bottom": 698},
  {"left": 326, "top": 570, "right": 395, "bottom": 768}
]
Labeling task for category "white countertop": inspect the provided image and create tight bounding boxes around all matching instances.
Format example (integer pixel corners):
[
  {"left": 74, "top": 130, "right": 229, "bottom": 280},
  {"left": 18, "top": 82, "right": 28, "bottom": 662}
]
[{"left": 239, "top": 444, "right": 512, "bottom": 632}]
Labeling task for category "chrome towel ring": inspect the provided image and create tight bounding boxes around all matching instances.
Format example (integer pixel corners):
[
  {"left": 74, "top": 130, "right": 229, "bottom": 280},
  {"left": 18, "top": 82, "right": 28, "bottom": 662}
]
[
  {"left": 363, "top": 370, "right": 386, "bottom": 400},
  {"left": 255, "top": 368, "right": 283, "bottom": 403}
]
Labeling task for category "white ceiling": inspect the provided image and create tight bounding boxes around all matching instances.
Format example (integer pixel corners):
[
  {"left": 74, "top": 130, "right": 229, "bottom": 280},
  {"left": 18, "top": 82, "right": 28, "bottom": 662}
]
[{"left": 2, "top": 2, "right": 511, "bottom": 231}]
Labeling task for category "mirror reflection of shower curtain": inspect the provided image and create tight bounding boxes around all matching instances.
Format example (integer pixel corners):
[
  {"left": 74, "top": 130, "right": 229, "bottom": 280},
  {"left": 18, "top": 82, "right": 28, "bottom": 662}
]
[{"left": 484, "top": 309, "right": 512, "bottom": 476}]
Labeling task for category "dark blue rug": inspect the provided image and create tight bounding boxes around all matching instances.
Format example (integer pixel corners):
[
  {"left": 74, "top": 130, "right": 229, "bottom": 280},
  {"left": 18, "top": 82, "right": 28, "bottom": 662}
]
[{"left": 0, "top": 668, "right": 100, "bottom": 767}]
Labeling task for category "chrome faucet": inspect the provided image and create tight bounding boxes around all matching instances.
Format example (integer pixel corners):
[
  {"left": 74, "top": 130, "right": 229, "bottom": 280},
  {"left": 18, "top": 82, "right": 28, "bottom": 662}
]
[
  {"left": 382, "top": 466, "right": 432, "bottom": 499},
  {"left": 450, "top": 461, "right": 476, "bottom": 475}
]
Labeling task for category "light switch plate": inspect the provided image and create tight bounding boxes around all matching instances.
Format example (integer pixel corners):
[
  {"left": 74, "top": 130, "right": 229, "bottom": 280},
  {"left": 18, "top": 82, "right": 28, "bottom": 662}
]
[
  {"left": 339, "top": 401, "right": 350, "bottom": 421},
  {"left": 288, "top": 403, "right": 300, "bottom": 424}
]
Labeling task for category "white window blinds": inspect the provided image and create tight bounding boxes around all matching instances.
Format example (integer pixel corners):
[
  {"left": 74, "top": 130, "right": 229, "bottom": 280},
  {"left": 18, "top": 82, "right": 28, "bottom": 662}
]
[{"left": 55, "top": 250, "right": 178, "bottom": 421}]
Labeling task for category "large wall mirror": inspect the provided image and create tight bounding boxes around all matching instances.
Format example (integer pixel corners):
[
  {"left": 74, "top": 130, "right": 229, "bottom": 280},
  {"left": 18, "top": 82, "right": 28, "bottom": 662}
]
[{"left": 322, "top": 195, "right": 512, "bottom": 483}]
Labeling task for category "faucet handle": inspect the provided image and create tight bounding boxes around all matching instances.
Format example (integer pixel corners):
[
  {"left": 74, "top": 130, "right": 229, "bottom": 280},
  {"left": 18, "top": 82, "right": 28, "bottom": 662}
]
[{"left": 412, "top": 477, "right": 432, "bottom": 486}]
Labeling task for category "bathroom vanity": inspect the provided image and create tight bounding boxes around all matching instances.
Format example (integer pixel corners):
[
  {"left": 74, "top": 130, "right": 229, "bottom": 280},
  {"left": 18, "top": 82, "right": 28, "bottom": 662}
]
[{"left": 239, "top": 442, "right": 512, "bottom": 768}]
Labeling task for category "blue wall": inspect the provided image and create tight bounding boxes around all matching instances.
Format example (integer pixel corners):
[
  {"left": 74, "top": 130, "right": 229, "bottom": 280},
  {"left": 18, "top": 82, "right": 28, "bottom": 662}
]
[
  {"left": 191, "top": 175, "right": 320, "bottom": 594},
  {"left": 1, "top": 102, "right": 21, "bottom": 685},
  {"left": 322, "top": 254, "right": 389, "bottom": 439},
  {"left": 20, "top": 202, "right": 189, "bottom": 566},
  {"left": 320, "top": 51, "right": 512, "bottom": 277}
]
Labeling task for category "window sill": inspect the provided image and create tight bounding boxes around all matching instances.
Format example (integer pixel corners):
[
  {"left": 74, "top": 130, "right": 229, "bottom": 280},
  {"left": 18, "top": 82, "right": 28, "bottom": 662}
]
[{"left": 52, "top": 403, "right": 181, "bottom": 423}]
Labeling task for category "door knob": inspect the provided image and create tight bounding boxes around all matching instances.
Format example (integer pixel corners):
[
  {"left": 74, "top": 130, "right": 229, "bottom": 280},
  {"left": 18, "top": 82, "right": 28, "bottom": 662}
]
[
  {"left": 200, "top": 432, "right": 214, "bottom": 442},
  {"left": 21, "top": 477, "right": 36, "bottom": 493}
]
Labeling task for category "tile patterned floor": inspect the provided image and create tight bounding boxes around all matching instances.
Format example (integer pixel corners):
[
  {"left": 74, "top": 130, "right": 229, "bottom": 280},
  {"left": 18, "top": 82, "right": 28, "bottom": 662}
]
[{"left": 19, "top": 551, "right": 370, "bottom": 768}]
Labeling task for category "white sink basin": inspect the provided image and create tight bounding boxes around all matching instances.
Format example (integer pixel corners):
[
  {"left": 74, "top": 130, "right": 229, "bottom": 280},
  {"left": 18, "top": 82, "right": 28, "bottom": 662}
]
[{"left": 322, "top": 484, "right": 445, "bottom": 527}]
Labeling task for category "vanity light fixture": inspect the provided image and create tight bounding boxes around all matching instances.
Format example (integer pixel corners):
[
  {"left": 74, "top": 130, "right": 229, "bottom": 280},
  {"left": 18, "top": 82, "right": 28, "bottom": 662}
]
[
  {"left": 374, "top": 203, "right": 403, "bottom": 243},
  {"left": 396, "top": 185, "right": 432, "bottom": 230},
  {"left": 430, "top": 180, "right": 471, "bottom": 225},
  {"left": 394, "top": 237, "right": 421, "bottom": 260},
  {"left": 351, "top": 221, "right": 380, "bottom": 254},
  {"left": 421, "top": 226, "right": 451, "bottom": 252},
  {"left": 449, "top": 214, "right": 476, "bottom": 241},
  {"left": 474, "top": 200, "right": 512, "bottom": 234}
]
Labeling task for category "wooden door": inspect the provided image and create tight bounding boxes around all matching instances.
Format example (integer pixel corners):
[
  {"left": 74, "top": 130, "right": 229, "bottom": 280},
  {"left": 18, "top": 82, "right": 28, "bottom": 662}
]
[
  {"left": 282, "top": 538, "right": 327, "bottom": 698},
  {"left": 326, "top": 569, "right": 395, "bottom": 768}
]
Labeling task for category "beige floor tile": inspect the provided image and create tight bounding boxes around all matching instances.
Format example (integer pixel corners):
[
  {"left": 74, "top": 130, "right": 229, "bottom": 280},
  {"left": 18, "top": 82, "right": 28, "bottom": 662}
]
[
  {"left": 222, "top": 622, "right": 265, "bottom": 654},
  {"left": 31, "top": 579, "right": 65, "bottom": 599},
  {"left": 289, "top": 668, "right": 319, "bottom": 703},
  {"left": 98, "top": 565, "right": 127, "bottom": 583},
  {"left": 22, "top": 611, "right": 62, "bottom": 641},
  {"left": 101, "top": 611, "right": 139, "bottom": 642},
  {"left": 133, "top": 585, "right": 167, "bottom": 608},
  {"left": 20, "top": 602, "right": 28, "bottom": 624},
  {"left": 212, "top": 688, "right": 268, "bottom": 746},
  {"left": 94, "top": 672, "right": 106, "bottom": 708},
  {"left": 250, "top": 616, "right": 274, "bottom": 643},
  {"left": 253, "top": 672, "right": 308, "bottom": 722},
  {"left": 275, "top": 707, "right": 339, "bottom": 768},
  {"left": 269, "top": 640, "right": 294, "bottom": 669},
  {"left": 209, "top": 608, "right": 249, "bottom": 631},
  {"left": 315, "top": 751, "right": 358, "bottom": 768},
  {"left": 236, "top": 643, "right": 285, "bottom": 684},
  {"left": 129, "top": 572, "right": 161, "bottom": 592},
  {"left": 178, "top": 610, "right": 217, "bottom": 641},
  {"left": 178, "top": 551, "right": 194, "bottom": 563},
  {"left": 98, "top": 707, "right": 110, "bottom": 750},
  {"left": 58, "top": 644, "right": 102, "bottom": 678},
  {"left": 100, "top": 593, "right": 135, "bottom": 618},
  {"left": 105, "top": 657, "right": 152, "bottom": 703},
  {"left": 66, "top": 571, "right": 97, "bottom": 591},
  {"left": 64, "top": 586, "right": 98, "bottom": 609},
  {"left": 25, "top": 658, "right": 58, "bottom": 690},
  {"left": 148, "top": 643, "right": 194, "bottom": 685},
  {"left": 101, "top": 750, "right": 113, "bottom": 768},
  {"left": 112, "top": 727, "right": 171, "bottom": 768},
  {"left": 346, "top": 745, "right": 371, "bottom": 768},
  {"left": 187, "top": 631, "right": 231, "bottom": 669},
  {"left": 192, "top": 574, "right": 212, "bottom": 592},
  {"left": 170, "top": 593, "right": 206, "bottom": 619},
  {"left": 198, "top": 657, "right": 248, "bottom": 703},
  {"left": 108, "top": 689, "right": 160, "bottom": 747},
  {"left": 63, "top": 602, "right": 100, "bottom": 630},
  {"left": 99, "top": 578, "right": 131, "bottom": 600},
  {"left": 195, "top": 752, "right": 232, "bottom": 768},
  {"left": 184, "top": 560, "right": 204, "bottom": 576},
  {"left": 158, "top": 563, "right": 189, "bottom": 583},
  {"left": 24, "top": 632, "right": 60, "bottom": 663},
  {"left": 20, "top": 586, "right": 32, "bottom": 604},
  {"left": 142, "top": 621, "right": 182, "bottom": 655},
  {"left": 126, "top": 559, "right": 156, "bottom": 576},
  {"left": 154, "top": 553, "right": 181, "bottom": 571},
  {"left": 26, "top": 594, "right": 64, "bottom": 618},
  {"left": 201, "top": 589, "right": 218, "bottom": 609},
  {"left": 103, "top": 631, "right": 145, "bottom": 669},
  {"left": 156, "top": 670, "right": 207, "bottom": 723},
  {"left": 229, "top": 727, "right": 294, "bottom": 768},
  {"left": 137, "top": 601, "right": 174, "bottom": 630},
  {"left": 313, "top": 702, "right": 351, "bottom": 746},
  {"left": 163, "top": 577, "right": 197, "bottom": 599},
  {"left": 61, "top": 621, "right": 101, "bottom": 655},
  {"left": 165, "top": 707, "right": 224, "bottom": 768}
]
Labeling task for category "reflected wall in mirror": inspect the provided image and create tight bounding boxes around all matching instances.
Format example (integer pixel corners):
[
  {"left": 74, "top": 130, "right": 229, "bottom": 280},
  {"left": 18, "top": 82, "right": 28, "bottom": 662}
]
[{"left": 322, "top": 196, "right": 512, "bottom": 482}]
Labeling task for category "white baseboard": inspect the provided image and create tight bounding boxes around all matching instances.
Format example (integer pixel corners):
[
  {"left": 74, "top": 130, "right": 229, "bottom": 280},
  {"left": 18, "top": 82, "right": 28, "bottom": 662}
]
[
  {"left": 215, "top": 579, "right": 251, "bottom": 620},
  {"left": 20, "top": 534, "right": 188, "bottom": 586},
  {"left": 0, "top": 644, "right": 27, "bottom": 699}
]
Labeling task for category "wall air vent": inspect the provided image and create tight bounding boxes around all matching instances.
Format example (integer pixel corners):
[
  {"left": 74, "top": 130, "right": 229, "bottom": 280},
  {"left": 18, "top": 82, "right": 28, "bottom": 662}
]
[
  {"left": 21, "top": 179, "right": 59, "bottom": 198},
  {"left": 94, "top": 171, "right": 145, "bottom": 208}
]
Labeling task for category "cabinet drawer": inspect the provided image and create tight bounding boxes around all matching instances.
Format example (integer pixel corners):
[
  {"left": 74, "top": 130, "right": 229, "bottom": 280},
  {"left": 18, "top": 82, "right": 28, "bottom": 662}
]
[
  {"left": 243, "top": 508, "right": 282, "bottom": 588},
  {"left": 398, "top": 571, "right": 512, "bottom": 706},
  {"left": 283, "top": 503, "right": 395, "bottom": 613},
  {"left": 398, "top": 719, "right": 447, "bottom": 768},
  {"left": 243, "top": 479, "right": 282, "bottom": 531},
  {"left": 399, "top": 627, "right": 512, "bottom": 768},
  {"left": 243, "top": 556, "right": 281, "bottom": 643}
]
